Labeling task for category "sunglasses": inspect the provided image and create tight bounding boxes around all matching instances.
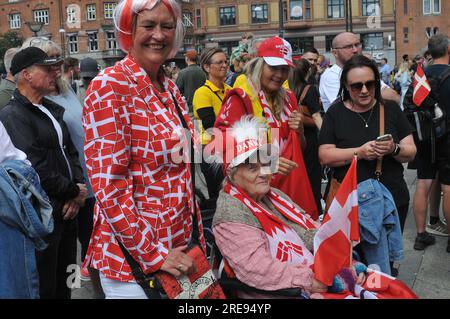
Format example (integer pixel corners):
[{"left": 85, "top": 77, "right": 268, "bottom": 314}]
[{"left": 348, "top": 80, "right": 376, "bottom": 92}]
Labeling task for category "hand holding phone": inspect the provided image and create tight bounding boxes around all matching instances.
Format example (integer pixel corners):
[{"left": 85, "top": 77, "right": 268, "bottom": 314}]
[{"left": 376, "top": 134, "right": 392, "bottom": 142}]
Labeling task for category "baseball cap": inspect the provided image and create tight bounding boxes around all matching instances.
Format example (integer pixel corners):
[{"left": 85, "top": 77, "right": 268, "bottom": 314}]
[
  {"left": 257, "top": 37, "right": 294, "bottom": 68},
  {"left": 80, "top": 57, "right": 100, "bottom": 78},
  {"left": 10, "top": 47, "right": 63, "bottom": 76},
  {"left": 184, "top": 50, "right": 198, "bottom": 60}
]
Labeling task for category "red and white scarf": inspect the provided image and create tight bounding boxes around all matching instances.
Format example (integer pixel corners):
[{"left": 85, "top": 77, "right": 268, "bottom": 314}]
[
  {"left": 256, "top": 89, "right": 295, "bottom": 151},
  {"left": 223, "top": 181, "right": 316, "bottom": 266}
]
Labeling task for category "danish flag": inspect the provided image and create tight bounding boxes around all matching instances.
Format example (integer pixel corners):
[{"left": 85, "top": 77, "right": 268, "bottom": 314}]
[
  {"left": 412, "top": 64, "right": 431, "bottom": 107},
  {"left": 313, "top": 157, "right": 359, "bottom": 285}
]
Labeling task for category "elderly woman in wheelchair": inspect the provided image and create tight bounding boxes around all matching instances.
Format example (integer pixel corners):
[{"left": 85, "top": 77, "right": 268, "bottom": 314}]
[{"left": 208, "top": 116, "right": 367, "bottom": 299}]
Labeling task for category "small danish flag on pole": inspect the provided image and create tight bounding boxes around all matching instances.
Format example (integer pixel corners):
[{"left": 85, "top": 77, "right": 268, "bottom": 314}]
[
  {"left": 313, "top": 156, "right": 359, "bottom": 286},
  {"left": 413, "top": 64, "right": 431, "bottom": 107}
]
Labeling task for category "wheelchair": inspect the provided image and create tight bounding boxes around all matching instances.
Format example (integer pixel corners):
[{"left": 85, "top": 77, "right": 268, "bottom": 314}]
[{"left": 195, "top": 187, "right": 309, "bottom": 299}]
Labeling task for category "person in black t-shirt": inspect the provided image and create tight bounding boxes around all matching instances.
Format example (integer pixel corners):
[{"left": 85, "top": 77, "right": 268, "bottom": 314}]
[
  {"left": 319, "top": 56, "right": 416, "bottom": 230},
  {"left": 318, "top": 56, "right": 417, "bottom": 274},
  {"left": 289, "top": 58, "right": 323, "bottom": 215},
  {"left": 411, "top": 34, "right": 450, "bottom": 253}
]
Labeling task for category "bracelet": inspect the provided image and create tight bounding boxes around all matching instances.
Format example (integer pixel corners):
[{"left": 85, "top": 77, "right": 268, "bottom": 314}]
[{"left": 391, "top": 143, "right": 401, "bottom": 156}]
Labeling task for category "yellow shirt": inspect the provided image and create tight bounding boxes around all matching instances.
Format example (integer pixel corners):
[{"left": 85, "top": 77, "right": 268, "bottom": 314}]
[{"left": 193, "top": 80, "right": 232, "bottom": 144}]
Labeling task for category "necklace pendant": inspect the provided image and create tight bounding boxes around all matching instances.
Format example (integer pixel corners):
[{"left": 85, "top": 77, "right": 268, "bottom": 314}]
[{"left": 365, "top": 124, "right": 368, "bottom": 128}]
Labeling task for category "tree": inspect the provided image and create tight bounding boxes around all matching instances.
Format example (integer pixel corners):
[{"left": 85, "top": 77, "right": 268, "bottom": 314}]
[{"left": 0, "top": 31, "right": 24, "bottom": 73}]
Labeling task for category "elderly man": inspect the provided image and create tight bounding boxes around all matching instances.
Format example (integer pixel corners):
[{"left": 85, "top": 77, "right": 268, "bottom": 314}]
[
  {"left": 320, "top": 32, "right": 399, "bottom": 112},
  {"left": 0, "top": 47, "right": 19, "bottom": 110},
  {"left": 0, "top": 47, "right": 87, "bottom": 299}
]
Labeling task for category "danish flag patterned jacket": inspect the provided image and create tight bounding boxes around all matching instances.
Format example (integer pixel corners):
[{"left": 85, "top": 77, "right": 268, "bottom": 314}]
[{"left": 82, "top": 54, "right": 205, "bottom": 282}]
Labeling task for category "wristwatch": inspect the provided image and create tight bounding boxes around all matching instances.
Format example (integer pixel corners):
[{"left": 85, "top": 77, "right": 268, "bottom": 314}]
[{"left": 392, "top": 143, "right": 401, "bottom": 156}]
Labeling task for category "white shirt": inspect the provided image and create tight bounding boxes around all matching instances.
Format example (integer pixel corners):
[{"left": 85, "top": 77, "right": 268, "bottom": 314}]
[
  {"left": 319, "top": 64, "right": 389, "bottom": 112},
  {"left": 33, "top": 103, "right": 73, "bottom": 180},
  {"left": 0, "top": 121, "right": 29, "bottom": 165}
]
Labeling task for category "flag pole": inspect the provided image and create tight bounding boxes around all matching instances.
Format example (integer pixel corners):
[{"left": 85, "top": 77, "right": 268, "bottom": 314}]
[{"left": 350, "top": 153, "right": 358, "bottom": 268}]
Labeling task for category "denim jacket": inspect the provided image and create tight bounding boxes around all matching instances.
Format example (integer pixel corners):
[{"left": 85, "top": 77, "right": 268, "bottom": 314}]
[
  {"left": 0, "top": 160, "right": 54, "bottom": 298},
  {"left": 357, "top": 179, "right": 404, "bottom": 275}
]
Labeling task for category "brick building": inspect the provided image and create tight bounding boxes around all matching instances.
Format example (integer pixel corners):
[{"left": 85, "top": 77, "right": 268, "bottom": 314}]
[
  {"left": 0, "top": 0, "right": 196, "bottom": 68},
  {"left": 193, "top": 0, "right": 396, "bottom": 65},
  {"left": 395, "top": 0, "right": 449, "bottom": 64}
]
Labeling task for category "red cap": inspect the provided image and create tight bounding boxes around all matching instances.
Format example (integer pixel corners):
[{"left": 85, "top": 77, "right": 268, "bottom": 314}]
[{"left": 257, "top": 37, "right": 294, "bottom": 67}]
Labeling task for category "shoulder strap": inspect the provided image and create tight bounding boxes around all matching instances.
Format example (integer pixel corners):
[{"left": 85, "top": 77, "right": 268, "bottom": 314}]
[
  {"left": 299, "top": 84, "right": 311, "bottom": 105},
  {"left": 204, "top": 84, "right": 224, "bottom": 103},
  {"left": 375, "top": 103, "right": 385, "bottom": 180}
]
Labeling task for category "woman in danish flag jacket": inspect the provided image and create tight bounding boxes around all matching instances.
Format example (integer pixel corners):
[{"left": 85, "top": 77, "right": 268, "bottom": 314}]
[{"left": 82, "top": 0, "right": 204, "bottom": 298}]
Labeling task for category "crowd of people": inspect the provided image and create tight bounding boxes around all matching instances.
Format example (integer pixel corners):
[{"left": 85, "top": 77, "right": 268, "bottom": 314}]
[{"left": 0, "top": 0, "right": 449, "bottom": 299}]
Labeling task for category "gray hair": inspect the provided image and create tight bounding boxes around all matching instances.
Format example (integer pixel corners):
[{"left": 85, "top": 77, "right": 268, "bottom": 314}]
[
  {"left": 21, "top": 37, "right": 70, "bottom": 96},
  {"left": 428, "top": 34, "right": 449, "bottom": 59},
  {"left": 4, "top": 47, "right": 19, "bottom": 74},
  {"left": 14, "top": 65, "right": 35, "bottom": 83}
]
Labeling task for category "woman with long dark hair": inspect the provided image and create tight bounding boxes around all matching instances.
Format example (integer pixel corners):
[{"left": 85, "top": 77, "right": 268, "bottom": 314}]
[
  {"left": 318, "top": 55, "right": 416, "bottom": 276},
  {"left": 289, "top": 58, "right": 323, "bottom": 215}
]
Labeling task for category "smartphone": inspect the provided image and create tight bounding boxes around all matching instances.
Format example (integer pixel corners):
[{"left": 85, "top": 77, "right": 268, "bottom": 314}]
[{"left": 376, "top": 134, "right": 392, "bottom": 141}]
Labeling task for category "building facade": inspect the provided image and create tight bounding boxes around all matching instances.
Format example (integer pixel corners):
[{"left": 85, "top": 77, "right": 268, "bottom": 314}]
[
  {"left": 193, "top": 0, "right": 396, "bottom": 65},
  {"left": 0, "top": 0, "right": 196, "bottom": 67},
  {"left": 395, "top": 0, "right": 449, "bottom": 63}
]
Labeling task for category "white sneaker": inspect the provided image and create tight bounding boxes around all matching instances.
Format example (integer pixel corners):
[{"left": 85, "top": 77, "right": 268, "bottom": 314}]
[{"left": 426, "top": 220, "right": 449, "bottom": 237}]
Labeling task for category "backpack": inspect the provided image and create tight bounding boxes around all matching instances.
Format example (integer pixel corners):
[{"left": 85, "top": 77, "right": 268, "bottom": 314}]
[{"left": 403, "top": 67, "right": 450, "bottom": 143}]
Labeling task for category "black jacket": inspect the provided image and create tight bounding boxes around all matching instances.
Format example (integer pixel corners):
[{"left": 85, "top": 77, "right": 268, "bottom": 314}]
[{"left": 0, "top": 89, "right": 84, "bottom": 220}]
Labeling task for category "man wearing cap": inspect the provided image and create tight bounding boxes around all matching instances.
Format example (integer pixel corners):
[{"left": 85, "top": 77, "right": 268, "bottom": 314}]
[
  {"left": 77, "top": 57, "right": 100, "bottom": 104},
  {"left": 176, "top": 50, "right": 206, "bottom": 115},
  {"left": 0, "top": 46, "right": 87, "bottom": 299}
]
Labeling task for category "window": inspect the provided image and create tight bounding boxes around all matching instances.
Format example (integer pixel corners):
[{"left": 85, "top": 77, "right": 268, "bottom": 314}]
[
  {"left": 251, "top": 4, "right": 268, "bottom": 24},
  {"left": 361, "top": 32, "right": 383, "bottom": 50},
  {"left": 219, "top": 7, "right": 236, "bottom": 26},
  {"left": 290, "top": 0, "right": 303, "bottom": 20},
  {"left": 287, "top": 37, "right": 314, "bottom": 54},
  {"left": 9, "top": 13, "right": 21, "bottom": 29},
  {"left": 68, "top": 34, "right": 78, "bottom": 54},
  {"left": 327, "top": 0, "right": 344, "bottom": 19},
  {"left": 183, "top": 12, "right": 193, "bottom": 27},
  {"left": 87, "top": 4, "right": 96, "bottom": 21},
  {"left": 326, "top": 34, "right": 337, "bottom": 52},
  {"left": 404, "top": 0, "right": 408, "bottom": 15},
  {"left": 196, "top": 9, "right": 201, "bottom": 28},
  {"left": 283, "top": 1, "right": 288, "bottom": 22},
  {"left": 106, "top": 31, "right": 117, "bottom": 50},
  {"left": 104, "top": 3, "right": 116, "bottom": 19},
  {"left": 362, "top": 0, "right": 380, "bottom": 16},
  {"left": 87, "top": 31, "right": 99, "bottom": 52},
  {"left": 67, "top": 6, "right": 76, "bottom": 24},
  {"left": 218, "top": 41, "right": 239, "bottom": 56},
  {"left": 184, "top": 36, "right": 193, "bottom": 46},
  {"left": 34, "top": 9, "right": 49, "bottom": 25},
  {"left": 423, "top": 0, "right": 440, "bottom": 15}
]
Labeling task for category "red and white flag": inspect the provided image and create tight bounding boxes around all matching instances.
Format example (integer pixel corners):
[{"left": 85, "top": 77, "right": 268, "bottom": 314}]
[
  {"left": 313, "top": 157, "right": 359, "bottom": 286},
  {"left": 413, "top": 64, "right": 431, "bottom": 107}
]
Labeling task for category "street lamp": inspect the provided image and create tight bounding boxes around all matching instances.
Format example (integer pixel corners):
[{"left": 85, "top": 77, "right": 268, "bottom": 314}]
[
  {"left": 59, "top": 28, "right": 66, "bottom": 58},
  {"left": 278, "top": 0, "right": 284, "bottom": 38},
  {"left": 26, "top": 21, "right": 44, "bottom": 37}
]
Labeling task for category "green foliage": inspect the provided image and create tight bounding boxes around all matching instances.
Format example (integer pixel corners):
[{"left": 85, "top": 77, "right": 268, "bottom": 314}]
[{"left": 0, "top": 31, "right": 24, "bottom": 73}]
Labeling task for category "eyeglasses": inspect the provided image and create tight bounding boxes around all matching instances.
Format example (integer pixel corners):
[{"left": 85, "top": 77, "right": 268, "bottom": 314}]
[
  {"left": 210, "top": 60, "right": 229, "bottom": 66},
  {"left": 334, "top": 42, "right": 362, "bottom": 50},
  {"left": 348, "top": 80, "right": 376, "bottom": 92}
]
